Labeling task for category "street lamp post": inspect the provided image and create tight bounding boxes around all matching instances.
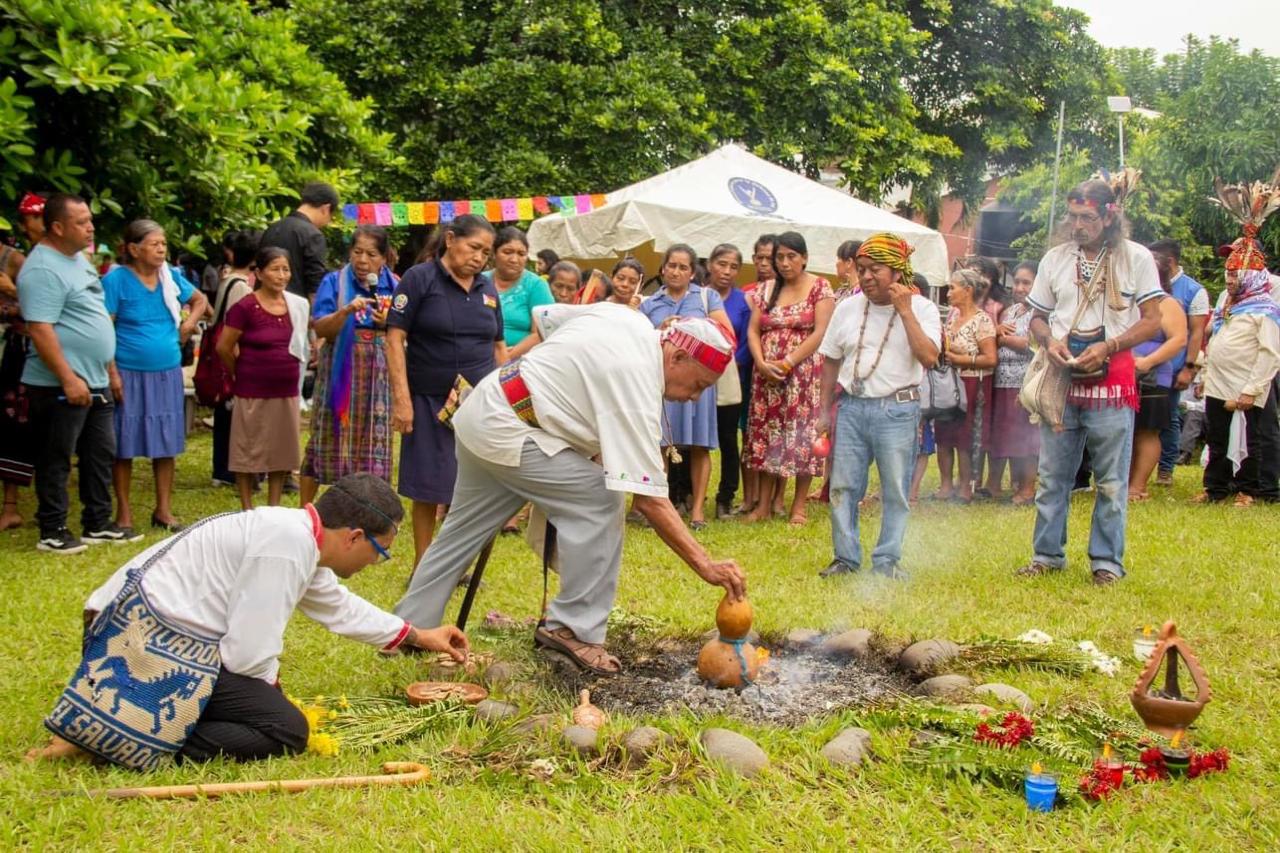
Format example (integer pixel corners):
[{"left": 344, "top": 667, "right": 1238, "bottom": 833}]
[{"left": 1107, "top": 96, "right": 1133, "bottom": 169}]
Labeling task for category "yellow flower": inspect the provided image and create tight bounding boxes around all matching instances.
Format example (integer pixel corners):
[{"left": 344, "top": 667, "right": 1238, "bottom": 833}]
[
  {"left": 327, "top": 709, "right": 338, "bottom": 721},
  {"left": 308, "top": 732, "right": 340, "bottom": 757},
  {"left": 301, "top": 706, "right": 324, "bottom": 733},
  {"left": 337, "top": 695, "right": 350, "bottom": 710}
]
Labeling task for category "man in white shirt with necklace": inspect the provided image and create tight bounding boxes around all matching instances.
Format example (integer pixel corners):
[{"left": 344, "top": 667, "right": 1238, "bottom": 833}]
[
  {"left": 1019, "top": 179, "right": 1162, "bottom": 586},
  {"left": 816, "top": 233, "right": 941, "bottom": 579},
  {"left": 30, "top": 473, "right": 469, "bottom": 766}
]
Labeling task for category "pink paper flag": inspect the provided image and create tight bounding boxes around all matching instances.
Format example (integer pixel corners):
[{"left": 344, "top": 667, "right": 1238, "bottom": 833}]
[
  {"left": 500, "top": 198, "right": 519, "bottom": 221},
  {"left": 374, "top": 203, "right": 393, "bottom": 226},
  {"left": 454, "top": 200, "right": 471, "bottom": 215},
  {"left": 575, "top": 195, "right": 591, "bottom": 214}
]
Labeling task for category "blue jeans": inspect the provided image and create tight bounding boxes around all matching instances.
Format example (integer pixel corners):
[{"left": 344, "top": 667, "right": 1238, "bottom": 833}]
[
  {"left": 1031, "top": 403, "right": 1135, "bottom": 577},
  {"left": 1158, "top": 385, "right": 1182, "bottom": 472},
  {"left": 829, "top": 394, "right": 919, "bottom": 569}
]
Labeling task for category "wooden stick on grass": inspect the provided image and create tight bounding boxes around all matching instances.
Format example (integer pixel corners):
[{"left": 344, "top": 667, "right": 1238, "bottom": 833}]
[{"left": 82, "top": 761, "right": 431, "bottom": 800}]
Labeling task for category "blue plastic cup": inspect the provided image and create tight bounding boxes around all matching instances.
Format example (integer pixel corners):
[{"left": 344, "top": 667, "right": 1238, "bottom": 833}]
[{"left": 1024, "top": 772, "right": 1058, "bottom": 812}]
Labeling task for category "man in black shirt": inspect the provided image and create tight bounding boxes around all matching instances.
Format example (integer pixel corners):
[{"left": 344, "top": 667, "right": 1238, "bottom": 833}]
[{"left": 261, "top": 182, "right": 339, "bottom": 299}]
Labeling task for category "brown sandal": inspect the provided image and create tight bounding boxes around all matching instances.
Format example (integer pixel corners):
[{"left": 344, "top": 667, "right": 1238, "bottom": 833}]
[{"left": 535, "top": 626, "right": 621, "bottom": 676}]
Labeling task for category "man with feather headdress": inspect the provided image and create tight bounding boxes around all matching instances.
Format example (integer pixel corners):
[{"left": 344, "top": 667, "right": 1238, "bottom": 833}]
[{"left": 1195, "top": 172, "right": 1280, "bottom": 506}]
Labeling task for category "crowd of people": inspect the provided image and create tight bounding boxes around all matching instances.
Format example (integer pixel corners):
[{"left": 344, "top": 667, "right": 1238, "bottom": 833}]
[
  {"left": 10, "top": 172, "right": 1280, "bottom": 771},
  {"left": 1, "top": 178, "right": 1278, "bottom": 569}
]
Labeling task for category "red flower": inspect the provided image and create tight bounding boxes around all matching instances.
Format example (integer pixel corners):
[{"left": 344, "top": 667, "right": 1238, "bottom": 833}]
[
  {"left": 973, "top": 712, "right": 1035, "bottom": 748},
  {"left": 1131, "top": 748, "right": 1168, "bottom": 783},
  {"left": 1078, "top": 763, "right": 1125, "bottom": 800},
  {"left": 1187, "top": 747, "right": 1230, "bottom": 779}
]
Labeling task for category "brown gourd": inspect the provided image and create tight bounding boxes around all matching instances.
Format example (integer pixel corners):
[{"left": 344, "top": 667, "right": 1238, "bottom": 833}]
[
  {"left": 715, "top": 594, "right": 754, "bottom": 640},
  {"left": 696, "top": 638, "right": 761, "bottom": 688},
  {"left": 698, "top": 593, "right": 762, "bottom": 688}
]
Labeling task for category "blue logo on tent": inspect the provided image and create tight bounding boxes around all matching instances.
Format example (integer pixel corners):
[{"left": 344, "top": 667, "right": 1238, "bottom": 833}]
[{"left": 728, "top": 178, "right": 778, "bottom": 215}]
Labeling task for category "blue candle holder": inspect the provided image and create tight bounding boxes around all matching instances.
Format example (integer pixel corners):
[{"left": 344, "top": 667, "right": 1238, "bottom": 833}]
[{"left": 1024, "top": 770, "right": 1059, "bottom": 812}]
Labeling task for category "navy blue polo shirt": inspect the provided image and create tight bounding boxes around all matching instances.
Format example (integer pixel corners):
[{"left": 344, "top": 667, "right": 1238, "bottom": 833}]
[{"left": 387, "top": 259, "right": 504, "bottom": 397}]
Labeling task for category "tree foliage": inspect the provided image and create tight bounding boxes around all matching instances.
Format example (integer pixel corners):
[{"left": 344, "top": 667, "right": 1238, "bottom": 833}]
[
  {"left": 898, "top": 0, "right": 1114, "bottom": 217},
  {"left": 0, "top": 0, "right": 397, "bottom": 248},
  {"left": 291, "top": 0, "right": 960, "bottom": 200},
  {"left": 1000, "top": 37, "right": 1280, "bottom": 282}
]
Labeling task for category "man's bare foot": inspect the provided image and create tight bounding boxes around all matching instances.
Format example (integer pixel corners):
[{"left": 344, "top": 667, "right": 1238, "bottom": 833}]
[{"left": 25, "top": 735, "right": 91, "bottom": 763}]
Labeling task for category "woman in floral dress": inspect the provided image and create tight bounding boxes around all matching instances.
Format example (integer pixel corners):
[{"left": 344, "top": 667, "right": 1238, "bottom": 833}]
[
  {"left": 744, "top": 232, "right": 835, "bottom": 524},
  {"left": 933, "top": 269, "right": 997, "bottom": 502}
]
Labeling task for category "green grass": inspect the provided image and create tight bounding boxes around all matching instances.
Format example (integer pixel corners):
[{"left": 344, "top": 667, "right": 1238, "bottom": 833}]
[{"left": 2, "top": 430, "right": 1278, "bottom": 850}]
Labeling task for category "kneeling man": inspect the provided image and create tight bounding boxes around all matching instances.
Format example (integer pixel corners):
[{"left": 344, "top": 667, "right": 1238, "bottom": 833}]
[
  {"left": 30, "top": 473, "right": 468, "bottom": 767},
  {"left": 395, "top": 304, "right": 747, "bottom": 674}
]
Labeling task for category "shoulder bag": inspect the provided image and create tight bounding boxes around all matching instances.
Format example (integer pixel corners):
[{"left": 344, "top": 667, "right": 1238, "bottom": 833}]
[
  {"left": 43, "top": 515, "right": 230, "bottom": 770},
  {"left": 1018, "top": 260, "right": 1108, "bottom": 428},
  {"left": 192, "top": 275, "right": 245, "bottom": 406}
]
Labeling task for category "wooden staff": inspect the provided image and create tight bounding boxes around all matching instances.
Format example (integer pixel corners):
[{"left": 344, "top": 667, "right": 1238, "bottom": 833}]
[{"left": 83, "top": 761, "right": 430, "bottom": 800}]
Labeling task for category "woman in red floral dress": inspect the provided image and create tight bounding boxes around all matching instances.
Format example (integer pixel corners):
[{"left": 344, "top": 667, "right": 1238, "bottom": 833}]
[{"left": 744, "top": 232, "right": 835, "bottom": 524}]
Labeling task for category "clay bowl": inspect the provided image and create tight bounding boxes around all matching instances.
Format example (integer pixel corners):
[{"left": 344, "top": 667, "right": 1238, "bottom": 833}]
[{"left": 405, "top": 681, "right": 489, "bottom": 706}]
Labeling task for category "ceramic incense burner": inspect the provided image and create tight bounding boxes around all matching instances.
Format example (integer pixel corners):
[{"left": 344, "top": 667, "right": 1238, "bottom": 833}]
[{"left": 1129, "top": 622, "right": 1212, "bottom": 738}]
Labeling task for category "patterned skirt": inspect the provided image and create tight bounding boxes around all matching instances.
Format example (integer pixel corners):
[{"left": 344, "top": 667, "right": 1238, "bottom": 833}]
[
  {"left": 0, "top": 330, "right": 32, "bottom": 485},
  {"left": 303, "top": 333, "right": 393, "bottom": 485}
]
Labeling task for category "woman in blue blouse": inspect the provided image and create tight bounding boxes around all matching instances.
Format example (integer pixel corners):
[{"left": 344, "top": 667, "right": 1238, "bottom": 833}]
[
  {"left": 300, "top": 225, "right": 399, "bottom": 506},
  {"left": 102, "top": 220, "right": 208, "bottom": 534},
  {"left": 639, "top": 243, "right": 732, "bottom": 530},
  {"left": 484, "top": 227, "right": 554, "bottom": 359}
]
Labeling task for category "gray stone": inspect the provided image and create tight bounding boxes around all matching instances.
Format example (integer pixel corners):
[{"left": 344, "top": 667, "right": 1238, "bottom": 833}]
[
  {"left": 820, "top": 628, "right": 873, "bottom": 660},
  {"left": 917, "top": 674, "right": 974, "bottom": 700},
  {"left": 701, "top": 728, "right": 769, "bottom": 778},
  {"left": 898, "top": 639, "right": 963, "bottom": 676},
  {"left": 513, "top": 713, "right": 558, "bottom": 735},
  {"left": 974, "top": 683, "right": 1035, "bottom": 713},
  {"left": 621, "top": 726, "right": 675, "bottom": 763},
  {"left": 785, "top": 628, "right": 822, "bottom": 648},
  {"left": 473, "top": 699, "right": 519, "bottom": 723},
  {"left": 561, "top": 725, "right": 599, "bottom": 756},
  {"left": 701, "top": 627, "right": 760, "bottom": 645},
  {"left": 820, "top": 727, "right": 873, "bottom": 767},
  {"left": 954, "top": 703, "right": 999, "bottom": 716},
  {"left": 909, "top": 730, "right": 946, "bottom": 748},
  {"left": 482, "top": 661, "right": 519, "bottom": 690}
]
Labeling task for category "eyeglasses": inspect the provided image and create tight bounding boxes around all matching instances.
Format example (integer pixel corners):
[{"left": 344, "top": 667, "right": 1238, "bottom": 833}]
[
  {"left": 363, "top": 530, "right": 392, "bottom": 563},
  {"left": 1065, "top": 212, "right": 1101, "bottom": 225}
]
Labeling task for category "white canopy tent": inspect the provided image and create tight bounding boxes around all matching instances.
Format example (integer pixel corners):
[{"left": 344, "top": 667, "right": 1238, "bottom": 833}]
[{"left": 528, "top": 143, "right": 949, "bottom": 285}]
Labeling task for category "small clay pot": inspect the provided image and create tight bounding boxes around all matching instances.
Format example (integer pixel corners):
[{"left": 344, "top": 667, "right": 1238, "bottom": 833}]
[
  {"left": 571, "top": 689, "right": 608, "bottom": 730},
  {"left": 405, "top": 681, "right": 489, "bottom": 706},
  {"left": 715, "top": 594, "right": 754, "bottom": 640},
  {"left": 697, "top": 638, "right": 761, "bottom": 689}
]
